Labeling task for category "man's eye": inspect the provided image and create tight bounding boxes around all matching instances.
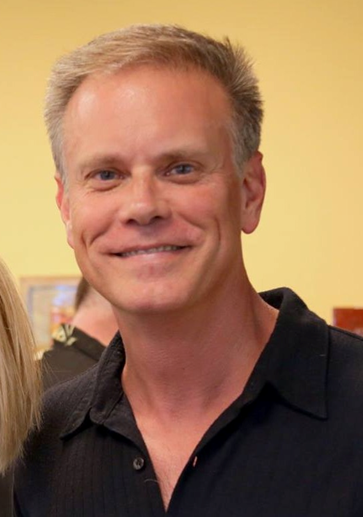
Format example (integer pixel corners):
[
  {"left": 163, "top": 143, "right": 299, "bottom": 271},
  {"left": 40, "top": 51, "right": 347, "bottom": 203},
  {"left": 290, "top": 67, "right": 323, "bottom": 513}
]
[
  {"left": 168, "top": 163, "right": 194, "bottom": 176},
  {"left": 95, "top": 170, "right": 118, "bottom": 181}
]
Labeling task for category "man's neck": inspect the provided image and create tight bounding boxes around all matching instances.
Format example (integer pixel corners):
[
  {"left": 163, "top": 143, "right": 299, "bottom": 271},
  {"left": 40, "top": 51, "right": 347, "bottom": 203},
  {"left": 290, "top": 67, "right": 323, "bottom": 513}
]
[{"left": 118, "top": 280, "right": 278, "bottom": 420}]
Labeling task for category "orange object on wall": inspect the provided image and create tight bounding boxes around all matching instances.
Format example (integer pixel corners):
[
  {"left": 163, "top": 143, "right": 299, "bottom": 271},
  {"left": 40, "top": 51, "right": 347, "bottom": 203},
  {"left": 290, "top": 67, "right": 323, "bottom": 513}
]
[{"left": 333, "top": 308, "right": 363, "bottom": 337}]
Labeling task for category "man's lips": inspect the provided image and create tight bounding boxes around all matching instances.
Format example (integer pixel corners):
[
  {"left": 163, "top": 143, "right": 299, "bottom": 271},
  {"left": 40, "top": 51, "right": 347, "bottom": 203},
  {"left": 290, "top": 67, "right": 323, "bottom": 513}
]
[{"left": 113, "top": 245, "right": 189, "bottom": 258}]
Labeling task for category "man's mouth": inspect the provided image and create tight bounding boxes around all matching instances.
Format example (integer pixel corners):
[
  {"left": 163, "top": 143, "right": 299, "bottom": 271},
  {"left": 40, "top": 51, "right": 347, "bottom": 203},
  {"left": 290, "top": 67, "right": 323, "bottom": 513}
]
[{"left": 117, "top": 245, "right": 187, "bottom": 258}]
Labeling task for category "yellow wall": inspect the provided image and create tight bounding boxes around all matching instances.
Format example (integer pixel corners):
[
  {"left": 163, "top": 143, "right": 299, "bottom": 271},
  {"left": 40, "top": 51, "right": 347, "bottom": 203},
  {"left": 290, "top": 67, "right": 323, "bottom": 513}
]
[{"left": 1, "top": 0, "right": 363, "bottom": 322}]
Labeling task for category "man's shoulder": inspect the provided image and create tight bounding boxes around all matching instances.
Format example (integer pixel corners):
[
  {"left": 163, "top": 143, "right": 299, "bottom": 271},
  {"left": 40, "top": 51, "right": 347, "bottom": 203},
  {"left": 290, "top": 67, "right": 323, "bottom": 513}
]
[
  {"left": 15, "top": 366, "right": 97, "bottom": 492},
  {"left": 328, "top": 324, "right": 363, "bottom": 360},
  {"left": 328, "top": 324, "right": 363, "bottom": 372},
  {"left": 326, "top": 325, "right": 363, "bottom": 409},
  {"left": 262, "top": 288, "right": 363, "bottom": 413}
]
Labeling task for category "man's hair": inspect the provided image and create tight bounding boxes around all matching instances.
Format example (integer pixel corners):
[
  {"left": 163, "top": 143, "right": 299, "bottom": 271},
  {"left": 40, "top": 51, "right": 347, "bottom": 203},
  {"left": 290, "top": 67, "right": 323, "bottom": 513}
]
[
  {"left": 45, "top": 24, "right": 263, "bottom": 179},
  {"left": 0, "top": 257, "right": 41, "bottom": 473}
]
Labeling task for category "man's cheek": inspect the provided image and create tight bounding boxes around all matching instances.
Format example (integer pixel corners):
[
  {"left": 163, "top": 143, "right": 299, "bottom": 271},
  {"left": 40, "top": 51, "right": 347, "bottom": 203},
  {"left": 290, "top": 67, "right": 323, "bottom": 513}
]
[{"left": 66, "top": 220, "right": 75, "bottom": 249}]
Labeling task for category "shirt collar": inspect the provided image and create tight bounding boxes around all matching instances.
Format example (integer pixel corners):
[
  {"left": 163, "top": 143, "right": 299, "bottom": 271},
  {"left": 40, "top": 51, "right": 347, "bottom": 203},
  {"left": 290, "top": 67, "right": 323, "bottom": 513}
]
[
  {"left": 60, "top": 287, "right": 329, "bottom": 438},
  {"left": 258, "top": 288, "right": 328, "bottom": 419},
  {"left": 60, "top": 332, "right": 126, "bottom": 438}
]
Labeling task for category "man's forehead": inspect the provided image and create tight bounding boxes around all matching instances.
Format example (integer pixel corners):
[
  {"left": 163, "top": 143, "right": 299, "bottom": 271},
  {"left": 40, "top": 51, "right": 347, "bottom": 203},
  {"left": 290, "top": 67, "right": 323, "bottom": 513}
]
[
  {"left": 66, "top": 64, "right": 231, "bottom": 117},
  {"left": 62, "top": 65, "right": 233, "bottom": 162}
]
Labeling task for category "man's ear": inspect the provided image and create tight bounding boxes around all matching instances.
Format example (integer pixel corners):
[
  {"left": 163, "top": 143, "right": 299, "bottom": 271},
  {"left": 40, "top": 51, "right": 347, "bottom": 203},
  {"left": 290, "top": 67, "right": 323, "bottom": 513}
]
[
  {"left": 240, "top": 151, "right": 266, "bottom": 234},
  {"left": 55, "top": 172, "right": 74, "bottom": 249}
]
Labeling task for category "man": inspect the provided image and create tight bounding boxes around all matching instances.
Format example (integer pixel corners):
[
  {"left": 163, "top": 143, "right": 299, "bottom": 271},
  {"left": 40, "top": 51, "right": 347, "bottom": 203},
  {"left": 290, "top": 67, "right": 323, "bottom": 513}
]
[
  {"left": 15, "top": 25, "right": 363, "bottom": 516},
  {"left": 42, "top": 277, "right": 118, "bottom": 389}
]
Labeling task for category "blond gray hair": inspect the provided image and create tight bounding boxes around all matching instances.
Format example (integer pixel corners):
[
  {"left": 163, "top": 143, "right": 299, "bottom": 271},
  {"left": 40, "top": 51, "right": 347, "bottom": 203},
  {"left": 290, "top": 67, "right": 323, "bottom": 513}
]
[
  {"left": 45, "top": 24, "right": 263, "bottom": 179},
  {"left": 0, "top": 258, "right": 41, "bottom": 473}
]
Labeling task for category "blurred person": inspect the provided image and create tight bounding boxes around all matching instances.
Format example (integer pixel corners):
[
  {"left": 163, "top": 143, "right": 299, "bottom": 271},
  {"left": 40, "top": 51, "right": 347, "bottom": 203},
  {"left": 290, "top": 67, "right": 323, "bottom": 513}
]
[
  {"left": 14, "top": 25, "right": 363, "bottom": 516},
  {"left": 42, "top": 277, "right": 118, "bottom": 389},
  {"left": 0, "top": 257, "right": 41, "bottom": 517}
]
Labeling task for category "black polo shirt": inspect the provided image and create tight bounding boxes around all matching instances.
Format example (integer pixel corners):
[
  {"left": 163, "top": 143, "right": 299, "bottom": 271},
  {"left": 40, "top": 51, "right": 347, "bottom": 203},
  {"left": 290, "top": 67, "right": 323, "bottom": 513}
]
[{"left": 15, "top": 288, "right": 363, "bottom": 516}]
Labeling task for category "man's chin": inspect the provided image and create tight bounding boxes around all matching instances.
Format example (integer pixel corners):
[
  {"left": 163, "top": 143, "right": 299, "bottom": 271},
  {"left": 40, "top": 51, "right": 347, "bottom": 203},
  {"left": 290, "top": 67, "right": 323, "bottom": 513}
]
[{"left": 111, "top": 294, "right": 192, "bottom": 317}]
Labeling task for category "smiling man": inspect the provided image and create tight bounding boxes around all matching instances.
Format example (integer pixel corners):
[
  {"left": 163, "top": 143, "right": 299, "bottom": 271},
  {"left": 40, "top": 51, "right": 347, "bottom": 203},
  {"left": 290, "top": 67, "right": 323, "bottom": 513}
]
[{"left": 15, "top": 25, "right": 363, "bottom": 517}]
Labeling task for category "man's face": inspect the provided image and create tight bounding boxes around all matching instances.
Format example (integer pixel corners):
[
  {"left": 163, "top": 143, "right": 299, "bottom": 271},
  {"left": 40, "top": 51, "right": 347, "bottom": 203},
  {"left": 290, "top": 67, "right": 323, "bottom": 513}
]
[{"left": 57, "top": 66, "right": 265, "bottom": 315}]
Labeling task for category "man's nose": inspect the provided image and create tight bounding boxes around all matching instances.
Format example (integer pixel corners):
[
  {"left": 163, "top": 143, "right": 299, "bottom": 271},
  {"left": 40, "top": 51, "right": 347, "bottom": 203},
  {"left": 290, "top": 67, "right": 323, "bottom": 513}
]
[{"left": 119, "top": 175, "right": 171, "bottom": 226}]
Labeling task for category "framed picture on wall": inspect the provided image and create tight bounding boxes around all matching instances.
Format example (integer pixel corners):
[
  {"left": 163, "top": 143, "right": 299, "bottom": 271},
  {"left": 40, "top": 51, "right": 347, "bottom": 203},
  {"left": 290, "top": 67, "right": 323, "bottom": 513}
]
[{"left": 20, "top": 276, "right": 80, "bottom": 354}]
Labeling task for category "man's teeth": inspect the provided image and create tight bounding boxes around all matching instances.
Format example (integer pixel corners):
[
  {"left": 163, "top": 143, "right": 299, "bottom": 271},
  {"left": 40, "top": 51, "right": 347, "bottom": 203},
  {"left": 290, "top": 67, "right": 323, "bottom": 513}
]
[{"left": 121, "top": 245, "right": 182, "bottom": 257}]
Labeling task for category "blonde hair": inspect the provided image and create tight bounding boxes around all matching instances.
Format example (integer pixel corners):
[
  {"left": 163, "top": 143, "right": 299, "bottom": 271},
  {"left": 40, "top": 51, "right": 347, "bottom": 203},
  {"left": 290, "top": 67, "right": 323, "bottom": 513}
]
[
  {"left": 44, "top": 24, "right": 263, "bottom": 179},
  {"left": 0, "top": 258, "right": 41, "bottom": 473}
]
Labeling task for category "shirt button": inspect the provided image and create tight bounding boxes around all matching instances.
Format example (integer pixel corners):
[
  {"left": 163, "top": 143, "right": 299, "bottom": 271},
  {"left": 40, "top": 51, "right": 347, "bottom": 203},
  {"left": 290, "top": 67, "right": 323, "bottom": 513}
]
[{"left": 133, "top": 457, "right": 145, "bottom": 471}]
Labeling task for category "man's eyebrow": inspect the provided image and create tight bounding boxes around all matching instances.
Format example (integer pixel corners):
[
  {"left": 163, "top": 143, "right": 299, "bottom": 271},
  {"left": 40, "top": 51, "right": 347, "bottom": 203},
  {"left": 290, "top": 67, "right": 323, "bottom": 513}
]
[
  {"left": 78, "top": 148, "right": 211, "bottom": 171},
  {"left": 79, "top": 154, "right": 124, "bottom": 171},
  {"left": 156, "top": 148, "right": 210, "bottom": 162}
]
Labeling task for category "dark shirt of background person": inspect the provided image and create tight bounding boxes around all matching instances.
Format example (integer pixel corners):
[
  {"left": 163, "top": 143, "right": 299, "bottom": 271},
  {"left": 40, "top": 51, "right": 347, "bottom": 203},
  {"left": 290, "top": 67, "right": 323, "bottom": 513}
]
[{"left": 42, "top": 277, "right": 118, "bottom": 389}]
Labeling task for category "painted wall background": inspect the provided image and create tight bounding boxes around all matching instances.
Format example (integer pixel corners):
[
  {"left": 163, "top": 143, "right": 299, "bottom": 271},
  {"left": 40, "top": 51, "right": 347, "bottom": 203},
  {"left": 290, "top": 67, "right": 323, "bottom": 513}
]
[{"left": 1, "top": 0, "right": 362, "bottom": 321}]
